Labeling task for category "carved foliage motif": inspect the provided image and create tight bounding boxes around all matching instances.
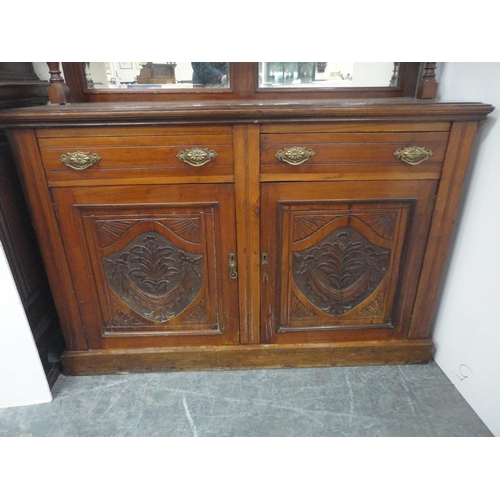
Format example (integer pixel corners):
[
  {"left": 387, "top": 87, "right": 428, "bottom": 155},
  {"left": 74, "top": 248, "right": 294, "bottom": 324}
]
[
  {"left": 293, "top": 227, "right": 390, "bottom": 316},
  {"left": 161, "top": 217, "right": 201, "bottom": 244},
  {"left": 112, "top": 306, "right": 145, "bottom": 327},
  {"left": 293, "top": 215, "right": 338, "bottom": 241},
  {"left": 183, "top": 297, "right": 208, "bottom": 323},
  {"left": 96, "top": 220, "right": 135, "bottom": 248},
  {"left": 353, "top": 291, "right": 385, "bottom": 318},
  {"left": 104, "top": 232, "right": 203, "bottom": 322},
  {"left": 96, "top": 217, "right": 202, "bottom": 248},
  {"left": 355, "top": 213, "right": 396, "bottom": 240},
  {"left": 293, "top": 213, "right": 397, "bottom": 242},
  {"left": 290, "top": 293, "right": 317, "bottom": 319}
]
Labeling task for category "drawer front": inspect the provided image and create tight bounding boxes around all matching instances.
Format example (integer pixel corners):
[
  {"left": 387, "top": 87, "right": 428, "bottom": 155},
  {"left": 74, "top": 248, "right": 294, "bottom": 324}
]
[
  {"left": 261, "top": 131, "right": 449, "bottom": 178},
  {"left": 37, "top": 126, "right": 234, "bottom": 182}
]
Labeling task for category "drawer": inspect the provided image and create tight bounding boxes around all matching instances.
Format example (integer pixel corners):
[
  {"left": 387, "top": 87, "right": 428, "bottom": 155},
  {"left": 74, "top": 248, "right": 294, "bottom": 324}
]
[
  {"left": 37, "top": 126, "right": 234, "bottom": 183},
  {"left": 261, "top": 131, "right": 449, "bottom": 179}
]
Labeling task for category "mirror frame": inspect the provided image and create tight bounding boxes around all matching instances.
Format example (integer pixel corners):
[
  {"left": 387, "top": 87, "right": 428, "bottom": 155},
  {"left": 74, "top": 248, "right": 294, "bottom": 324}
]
[{"left": 62, "top": 62, "right": 432, "bottom": 102}]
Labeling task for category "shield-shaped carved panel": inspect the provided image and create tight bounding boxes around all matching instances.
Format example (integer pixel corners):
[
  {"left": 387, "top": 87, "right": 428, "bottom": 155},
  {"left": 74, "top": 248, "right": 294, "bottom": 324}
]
[
  {"left": 293, "top": 227, "right": 390, "bottom": 316},
  {"left": 279, "top": 203, "right": 412, "bottom": 330},
  {"left": 104, "top": 231, "right": 203, "bottom": 323}
]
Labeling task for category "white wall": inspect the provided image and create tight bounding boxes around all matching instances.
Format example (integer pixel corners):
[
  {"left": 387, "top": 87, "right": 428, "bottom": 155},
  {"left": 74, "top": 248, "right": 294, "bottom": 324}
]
[
  {"left": 433, "top": 62, "right": 500, "bottom": 436},
  {"left": 352, "top": 62, "right": 394, "bottom": 86},
  {"left": 32, "top": 62, "right": 50, "bottom": 82},
  {"left": 0, "top": 242, "right": 52, "bottom": 407}
]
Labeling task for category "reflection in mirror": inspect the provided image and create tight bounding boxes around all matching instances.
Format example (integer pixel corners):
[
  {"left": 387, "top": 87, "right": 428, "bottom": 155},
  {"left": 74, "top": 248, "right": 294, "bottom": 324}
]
[
  {"left": 86, "top": 62, "right": 230, "bottom": 89},
  {"left": 259, "top": 62, "right": 398, "bottom": 88}
]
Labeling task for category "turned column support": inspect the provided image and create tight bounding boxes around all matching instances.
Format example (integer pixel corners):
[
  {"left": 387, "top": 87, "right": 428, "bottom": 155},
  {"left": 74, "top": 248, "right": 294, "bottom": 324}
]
[
  {"left": 416, "top": 62, "right": 438, "bottom": 99},
  {"left": 46, "top": 62, "right": 74, "bottom": 104}
]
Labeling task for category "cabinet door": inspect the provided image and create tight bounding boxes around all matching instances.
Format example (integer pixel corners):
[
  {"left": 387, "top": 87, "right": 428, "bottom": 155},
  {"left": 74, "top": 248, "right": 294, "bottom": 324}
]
[
  {"left": 261, "top": 181, "right": 437, "bottom": 344},
  {"left": 52, "top": 184, "right": 239, "bottom": 349}
]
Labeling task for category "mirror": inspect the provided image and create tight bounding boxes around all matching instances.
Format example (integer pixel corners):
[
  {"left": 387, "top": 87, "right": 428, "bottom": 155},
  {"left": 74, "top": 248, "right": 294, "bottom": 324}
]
[
  {"left": 61, "top": 62, "right": 425, "bottom": 102},
  {"left": 259, "top": 62, "right": 398, "bottom": 88},
  {"left": 86, "top": 62, "right": 230, "bottom": 89}
]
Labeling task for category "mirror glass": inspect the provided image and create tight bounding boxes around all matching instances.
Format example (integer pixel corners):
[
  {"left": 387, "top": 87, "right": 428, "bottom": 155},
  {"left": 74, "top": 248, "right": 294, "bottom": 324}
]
[
  {"left": 258, "top": 62, "right": 398, "bottom": 88},
  {"left": 86, "top": 62, "right": 230, "bottom": 89}
]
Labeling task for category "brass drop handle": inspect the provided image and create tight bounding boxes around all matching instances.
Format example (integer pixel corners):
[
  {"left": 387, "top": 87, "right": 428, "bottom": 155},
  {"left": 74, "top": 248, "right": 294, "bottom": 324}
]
[
  {"left": 393, "top": 146, "right": 433, "bottom": 165},
  {"left": 177, "top": 147, "right": 218, "bottom": 167},
  {"left": 275, "top": 146, "right": 316, "bottom": 166},
  {"left": 229, "top": 253, "right": 238, "bottom": 279},
  {"left": 60, "top": 151, "right": 101, "bottom": 170}
]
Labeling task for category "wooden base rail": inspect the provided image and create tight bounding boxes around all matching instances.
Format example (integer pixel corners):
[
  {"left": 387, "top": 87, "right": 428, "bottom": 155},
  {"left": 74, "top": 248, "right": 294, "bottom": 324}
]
[{"left": 61, "top": 341, "right": 435, "bottom": 376}]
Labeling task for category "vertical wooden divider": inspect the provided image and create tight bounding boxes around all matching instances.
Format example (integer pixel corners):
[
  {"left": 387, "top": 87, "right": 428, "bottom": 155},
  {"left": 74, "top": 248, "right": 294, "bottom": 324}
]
[{"left": 233, "top": 124, "right": 261, "bottom": 344}]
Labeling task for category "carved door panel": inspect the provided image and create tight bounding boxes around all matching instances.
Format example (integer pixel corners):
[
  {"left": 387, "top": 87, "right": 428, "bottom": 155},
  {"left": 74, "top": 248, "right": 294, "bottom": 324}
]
[
  {"left": 261, "top": 181, "right": 438, "bottom": 344},
  {"left": 51, "top": 184, "right": 239, "bottom": 349}
]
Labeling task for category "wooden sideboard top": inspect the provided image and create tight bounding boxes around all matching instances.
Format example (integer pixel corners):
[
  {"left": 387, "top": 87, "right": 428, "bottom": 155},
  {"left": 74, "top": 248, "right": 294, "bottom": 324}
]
[{"left": 0, "top": 99, "right": 494, "bottom": 128}]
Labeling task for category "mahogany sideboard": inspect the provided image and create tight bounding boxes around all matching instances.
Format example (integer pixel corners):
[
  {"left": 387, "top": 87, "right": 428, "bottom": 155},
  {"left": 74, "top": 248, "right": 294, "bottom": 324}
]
[{"left": 0, "top": 98, "right": 493, "bottom": 375}]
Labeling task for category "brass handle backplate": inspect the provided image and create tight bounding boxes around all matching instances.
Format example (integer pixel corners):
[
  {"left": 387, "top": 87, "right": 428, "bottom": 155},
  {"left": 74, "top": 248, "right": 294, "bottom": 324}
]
[
  {"left": 60, "top": 151, "right": 101, "bottom": 170},
  {"left": 177, "top": 147, "right": 218, "bottom": 167},
  {"left": 394, "top": 146, "right": 433, "bottom": 165},
  {"left": 275, "top": 146, "right": 316, "bottom": 166},
  {"left": 229, "top": 253, "right": 238, "bottom": 279}
]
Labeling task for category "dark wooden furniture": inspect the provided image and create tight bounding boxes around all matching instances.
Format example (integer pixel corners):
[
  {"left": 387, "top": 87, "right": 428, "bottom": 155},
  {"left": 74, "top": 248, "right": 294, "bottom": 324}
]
[
  {"left": 137, "top": 63, "right": 177, "bottom": 85},
  {"left": 0, "top": 63, "right": 493, "bottom": 375},
  {"left": 0, "top": 63, "right": 63, "bottom": 386}
]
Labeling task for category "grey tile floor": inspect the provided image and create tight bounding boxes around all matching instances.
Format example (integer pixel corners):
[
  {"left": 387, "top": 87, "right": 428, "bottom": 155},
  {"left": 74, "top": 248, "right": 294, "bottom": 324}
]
[{"left": 0, "top": 361, "right": 492, "bottom": 437}]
